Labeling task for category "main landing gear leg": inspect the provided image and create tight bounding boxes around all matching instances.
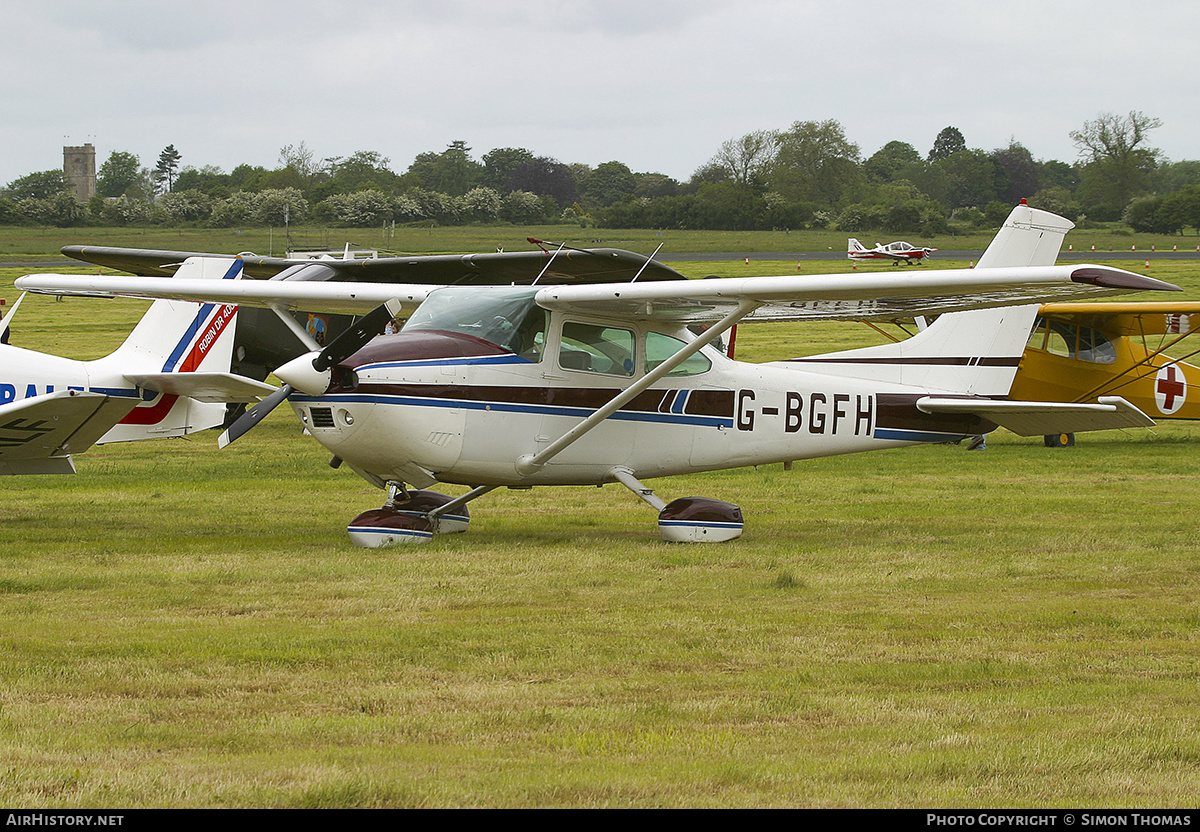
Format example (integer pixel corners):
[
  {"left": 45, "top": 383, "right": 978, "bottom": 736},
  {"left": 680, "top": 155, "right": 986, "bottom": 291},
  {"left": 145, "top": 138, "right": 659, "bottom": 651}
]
[
  {"left": 610, "top": 467, "right": 744, "bottom": 543},
  {"left": 347, "top": 481, "right": 488, "bottom": 548}
]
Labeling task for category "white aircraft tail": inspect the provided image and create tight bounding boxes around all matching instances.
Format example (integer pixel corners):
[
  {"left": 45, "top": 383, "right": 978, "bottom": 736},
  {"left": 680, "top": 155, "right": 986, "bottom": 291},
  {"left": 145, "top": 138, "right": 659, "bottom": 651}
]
[
  {"left": 790, "top": 203, "right": 1073, "bottom": 396},
  {"left": 0, "top": 257, "right": 277, "bottom": 472},
  {"left": 84, "top": 256, "right": 261, "bottom": 443},
  {"left": 847, "top": 238, "right": 866, "bottom": 255}
]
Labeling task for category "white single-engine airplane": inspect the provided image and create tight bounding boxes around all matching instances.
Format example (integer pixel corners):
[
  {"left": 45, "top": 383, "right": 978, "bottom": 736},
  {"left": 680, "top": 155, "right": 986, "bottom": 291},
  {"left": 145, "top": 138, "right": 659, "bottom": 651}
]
[
  {"left": 848, "top": 238, "right": 937, "bottom": 265},
  {"left": 17, "top": 205, "right": 1178, "bottom": 543},
  {"left": 0, "top": 257, "right": 274, "bottom": 474}
]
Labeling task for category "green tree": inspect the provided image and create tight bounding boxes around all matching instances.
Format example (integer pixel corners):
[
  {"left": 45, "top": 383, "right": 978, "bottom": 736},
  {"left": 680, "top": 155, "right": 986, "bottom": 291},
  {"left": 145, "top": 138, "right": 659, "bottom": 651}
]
[
  {"left": 321, "top": 151, "right": 401, "bottom": 196},
  {"left": 864, "top": 141, "right": 922, "bottom": 183},
  {"left": 229, "top": 164, "right": 271, "bottom": 192},
  {"left": 581, "top": 161, "right": 637, "bottom": 208},
  {"left": 1070, "top": 111, "right": 1162, "bottom": 219},
  {"left": 706, "top": 130, "right": 775, "bottom": 219},
  {"left": 97, "top": 151, "right": 143, "bottom": 198},
  {"left": 481, "top": 147, "right": 535, "bottom": 192},
  {"left": 932, "top": 149, "right": 1000, "bottom": 209},
  {"left": 508, "top": 156, "right": 578, "bottom": 206},
  {"left": 769, "top": 119, "right": 862, "bottom": 208},
  {"left": 498, "top": 190, "right": 546, "bottom": 224},
  {"left": 928, "top": 126, "right": 966, "bottom": 162},
  {"left": 174, "top": 165, "right": 231, "bottom": 198},
  {"left": 156, "top": 189, "right": 212, "bottom": 223},
  {"left": 711, "top": 130, "right": 776, "bottom": 190},
  {"left": 407, "top": 141, "right": 482, "bottom": 196},
  {"left": 16, "top": 192, "right": 83, "bottom": 226},
  {"left": 5, "top": 170, "right": 67, "bottom": 201},
  {"left": 990, "top": 141, "right": 1041, "bottom": 204},
  {"left": 153, "top": 145, "right": 182, "bottom": 194}
]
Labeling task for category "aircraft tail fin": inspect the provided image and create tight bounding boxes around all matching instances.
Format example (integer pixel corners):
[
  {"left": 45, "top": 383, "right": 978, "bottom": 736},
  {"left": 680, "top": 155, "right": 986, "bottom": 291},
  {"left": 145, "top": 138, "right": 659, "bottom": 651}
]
[
  {"left": 90, "top": 257, "right": 250, "bottom": 442},
  {"left": 789, "top": 203, "right": 1071, "bottom": 396},
  {"left": 847, "top": 238, "right": 866, "bottom": 254}
]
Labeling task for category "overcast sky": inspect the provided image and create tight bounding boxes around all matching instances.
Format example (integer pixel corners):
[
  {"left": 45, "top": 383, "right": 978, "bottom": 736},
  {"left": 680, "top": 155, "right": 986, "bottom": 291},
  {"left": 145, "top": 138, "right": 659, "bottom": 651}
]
[{"left": 3, "top": 0, "right": 1197, "bottom": 188}]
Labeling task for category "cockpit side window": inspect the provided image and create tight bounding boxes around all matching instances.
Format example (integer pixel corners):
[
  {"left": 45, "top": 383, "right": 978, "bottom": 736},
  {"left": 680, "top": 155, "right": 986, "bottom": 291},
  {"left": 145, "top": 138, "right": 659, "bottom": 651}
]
[
  {"left": 1027, "top": 316, "right": 1115, "bottom": 363},
  {"left": 559, "top": 322, "right": 635, "bottom": 376},
  {"left": 1077, "top": 326, "right": 1116, "bottom": 363}
]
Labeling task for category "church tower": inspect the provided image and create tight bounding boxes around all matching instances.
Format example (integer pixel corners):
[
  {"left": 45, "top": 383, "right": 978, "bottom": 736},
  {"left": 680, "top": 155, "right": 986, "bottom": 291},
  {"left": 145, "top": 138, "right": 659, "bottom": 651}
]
[{"left": 63, "top": 143, "right": 97, "bottom": 201}]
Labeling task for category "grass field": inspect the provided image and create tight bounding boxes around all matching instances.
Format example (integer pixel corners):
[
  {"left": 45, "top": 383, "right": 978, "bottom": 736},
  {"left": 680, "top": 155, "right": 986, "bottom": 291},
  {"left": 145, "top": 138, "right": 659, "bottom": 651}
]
[{"left": 0, "top": 254, "right": 1198, "bottom": 808}]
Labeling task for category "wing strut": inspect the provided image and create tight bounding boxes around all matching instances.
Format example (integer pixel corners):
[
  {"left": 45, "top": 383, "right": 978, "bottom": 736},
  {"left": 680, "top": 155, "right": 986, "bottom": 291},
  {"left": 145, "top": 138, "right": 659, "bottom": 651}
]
[
  {"left": 270, "top": 303, "right": 322, "bottom": 352},
  {"left": 514, "top": 299, "right": 761, "bottom": 477}
]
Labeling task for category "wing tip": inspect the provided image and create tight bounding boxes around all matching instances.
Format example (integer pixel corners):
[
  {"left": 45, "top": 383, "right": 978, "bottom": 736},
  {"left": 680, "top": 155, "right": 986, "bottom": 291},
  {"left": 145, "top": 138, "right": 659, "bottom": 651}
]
[{"left": 1070, "top": 266, "right": 1181, "bottom": 293}]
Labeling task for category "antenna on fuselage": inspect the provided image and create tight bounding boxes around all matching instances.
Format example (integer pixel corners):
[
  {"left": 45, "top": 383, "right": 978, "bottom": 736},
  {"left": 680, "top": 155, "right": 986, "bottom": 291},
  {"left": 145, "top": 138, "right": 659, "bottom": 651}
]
[
  {"left": 629, "top": 242, "right": 664, "bottom": 283},
  {"left": 531, "top": 240, "right": 568, "bottom": 285}
]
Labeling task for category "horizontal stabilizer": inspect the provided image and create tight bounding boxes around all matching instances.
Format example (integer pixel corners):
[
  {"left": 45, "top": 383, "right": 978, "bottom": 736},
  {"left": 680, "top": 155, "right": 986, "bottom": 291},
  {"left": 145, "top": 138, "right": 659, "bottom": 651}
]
[
  {"left": 0, "top": 390, "right": 139, "bottom": 471},
  {"left": 125, "top": 372, "right": 279, "bottom": 403},
  {"left": 917, "top": 395, "right": 1154, "bottom": 436},
  {"left": 0, "top": 456, "right": 78, "bottom": 475}
]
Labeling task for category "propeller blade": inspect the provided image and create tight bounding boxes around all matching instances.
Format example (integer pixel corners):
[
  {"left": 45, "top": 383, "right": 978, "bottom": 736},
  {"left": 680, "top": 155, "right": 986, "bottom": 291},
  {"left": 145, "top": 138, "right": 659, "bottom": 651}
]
[
  {"left": 218, "top": 383, "right": 294, "bottom": 448},
  {"left": 221, "top": 299, "right": 402, "bottom": 448},
  {"left": 312, "top": 302, "right": 400, "bottom": 372}
]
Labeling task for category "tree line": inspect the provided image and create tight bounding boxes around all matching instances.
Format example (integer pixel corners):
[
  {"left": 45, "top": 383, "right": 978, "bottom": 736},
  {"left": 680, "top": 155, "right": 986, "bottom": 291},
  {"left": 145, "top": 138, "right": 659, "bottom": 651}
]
[{"left": 4, "top": 111, "right": 1199, "bottom": 235}]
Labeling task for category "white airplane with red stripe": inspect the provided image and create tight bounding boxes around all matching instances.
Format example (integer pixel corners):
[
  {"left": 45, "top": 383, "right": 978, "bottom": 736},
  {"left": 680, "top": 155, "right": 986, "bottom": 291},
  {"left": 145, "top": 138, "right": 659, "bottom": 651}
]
[
  {"left": 848, "top": 238, "right": 937, "bottom": 265},
  {"left": 17, "top": 205, "right": 1179, "bottom": 541},
  {"left": 0, "top": 257, "right": 274, "bottom": 474}
]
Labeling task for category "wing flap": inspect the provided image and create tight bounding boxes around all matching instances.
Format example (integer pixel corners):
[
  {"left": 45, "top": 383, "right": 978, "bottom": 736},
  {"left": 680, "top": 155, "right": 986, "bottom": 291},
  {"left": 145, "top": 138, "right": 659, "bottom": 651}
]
[
  {"left": 0, "top": 391, "right": 139, "bottom": 470},
  {"left": 918, "top": 395, "right": 1154, "bottom": 436}
]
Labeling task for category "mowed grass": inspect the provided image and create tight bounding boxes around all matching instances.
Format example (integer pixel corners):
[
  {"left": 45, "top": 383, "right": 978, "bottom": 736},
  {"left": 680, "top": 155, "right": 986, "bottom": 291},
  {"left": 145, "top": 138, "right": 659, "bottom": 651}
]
[{"left": 0, "top": 264, "right": 1199, "bottom": 807}]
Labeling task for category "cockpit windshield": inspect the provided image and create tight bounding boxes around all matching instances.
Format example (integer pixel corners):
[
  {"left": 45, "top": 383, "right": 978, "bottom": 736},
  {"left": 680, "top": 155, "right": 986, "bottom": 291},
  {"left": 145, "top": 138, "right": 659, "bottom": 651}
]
[{"left": 402, "top": 286, "right": 546, "bottom": 358}]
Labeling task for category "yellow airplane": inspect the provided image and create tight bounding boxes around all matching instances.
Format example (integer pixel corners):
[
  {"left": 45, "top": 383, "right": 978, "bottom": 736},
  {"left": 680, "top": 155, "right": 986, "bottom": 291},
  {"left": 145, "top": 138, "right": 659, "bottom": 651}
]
[{"left": 1009, "top": 302, "right": 1200, "bottom": 446}]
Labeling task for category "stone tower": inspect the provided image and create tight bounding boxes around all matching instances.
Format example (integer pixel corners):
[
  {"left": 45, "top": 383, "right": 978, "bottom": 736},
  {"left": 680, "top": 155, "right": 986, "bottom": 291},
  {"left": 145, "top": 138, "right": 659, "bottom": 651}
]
[{"left": 63, "top": 143, "right": 97, "bottom": 201}]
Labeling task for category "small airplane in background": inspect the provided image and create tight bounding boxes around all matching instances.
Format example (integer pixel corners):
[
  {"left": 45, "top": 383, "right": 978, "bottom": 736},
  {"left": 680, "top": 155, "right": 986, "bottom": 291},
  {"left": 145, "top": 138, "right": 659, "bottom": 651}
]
[
  {"left": 1010, "top": 302, "right": 1200, "bottom": 446},
  {"left": 848, "top": 239, "right": 937, "bottom": 265},
  {"left": 0, "top": 257, "right": 274, "bottom": 474},
  {"left": 17, "top": 204, "right": 1178, "bottom": 544}
]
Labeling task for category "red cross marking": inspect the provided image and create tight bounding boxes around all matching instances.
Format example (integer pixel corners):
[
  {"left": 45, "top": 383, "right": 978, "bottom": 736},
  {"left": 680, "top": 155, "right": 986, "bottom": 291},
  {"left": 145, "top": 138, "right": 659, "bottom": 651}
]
[{"left": 1157, "top": 365, "right": 1186, "bottom": 411}]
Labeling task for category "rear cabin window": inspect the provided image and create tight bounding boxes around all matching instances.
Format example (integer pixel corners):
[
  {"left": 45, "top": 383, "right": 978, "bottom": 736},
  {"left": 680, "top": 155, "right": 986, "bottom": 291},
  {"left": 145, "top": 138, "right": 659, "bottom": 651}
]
[{"left": 645, "top": 332, "right": 712, "bottom": 377}]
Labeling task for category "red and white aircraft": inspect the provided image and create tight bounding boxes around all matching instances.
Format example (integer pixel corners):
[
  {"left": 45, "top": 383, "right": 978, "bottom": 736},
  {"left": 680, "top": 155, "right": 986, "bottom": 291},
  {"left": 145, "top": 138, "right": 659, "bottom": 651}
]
[
  {"left": 848, "top": 238, "right": 937, "bottom": 265},
  {"left": 0, "top": 257, "right": 274, "bottom": 474},
  {"left": 17, "top": 205, "right": 1176, "bottom": 543}
]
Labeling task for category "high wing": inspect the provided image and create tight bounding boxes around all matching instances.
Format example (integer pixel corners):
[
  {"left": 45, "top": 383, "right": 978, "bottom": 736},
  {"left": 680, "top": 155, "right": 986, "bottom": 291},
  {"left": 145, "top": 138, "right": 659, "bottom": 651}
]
[
  {"left": 531, "top": 264, "right": 1176, "bottom": 323},
  {"left": 17, "top": 263, "right": 1180, "bottom": 323},
  {"left": 1036, "top": 302, "right": 1200, "bottom": 337},
  {"left": 0, "top": 391, "right": 139, "bottom": 475},
  {"left": 60, "top": 244, "right": 688, "bottom": 284},
  {"left": 15, "top": 271, "right": 432, "bottom": 315}
]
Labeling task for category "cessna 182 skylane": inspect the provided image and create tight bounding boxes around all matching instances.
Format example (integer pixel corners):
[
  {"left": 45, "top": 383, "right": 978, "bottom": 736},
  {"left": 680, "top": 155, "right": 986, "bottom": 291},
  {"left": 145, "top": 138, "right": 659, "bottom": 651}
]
[
  {"left": 17, "top": 205, "right": 1178, "bottom": 544},
  {"left": 0, "top": 257, "right": 273, "bottom": 474}
]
